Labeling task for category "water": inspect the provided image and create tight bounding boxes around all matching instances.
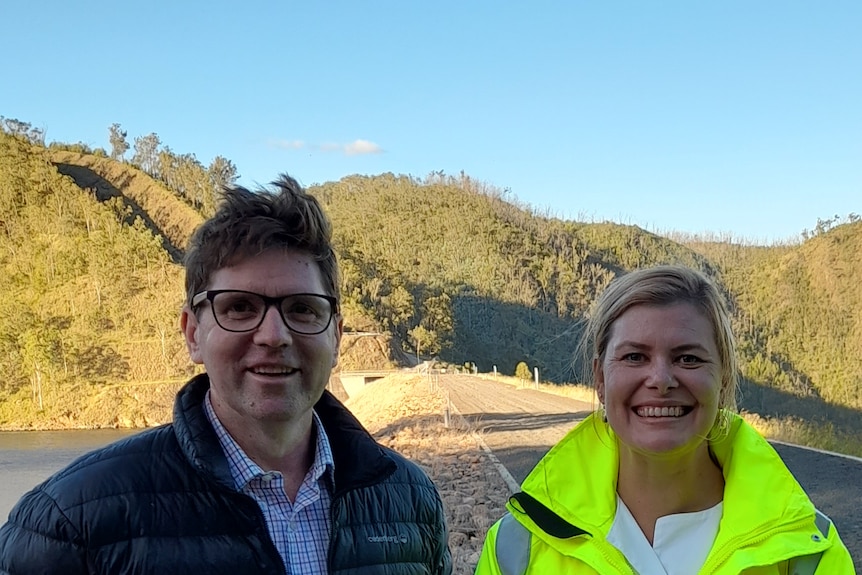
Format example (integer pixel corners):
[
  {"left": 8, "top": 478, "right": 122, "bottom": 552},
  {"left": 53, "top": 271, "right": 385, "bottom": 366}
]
[{"left": 0, "top": 429, "right": 140, "bottom": 522}]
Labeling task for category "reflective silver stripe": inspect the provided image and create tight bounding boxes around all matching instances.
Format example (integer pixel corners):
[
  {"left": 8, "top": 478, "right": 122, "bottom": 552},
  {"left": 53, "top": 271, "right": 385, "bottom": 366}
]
[
  {"left": 495, "top": 513, "right": 531, "bottom": 575},
  {"left": 813, "top": 509, "right": 831, "bottom": 540},
  {"left": 788, "top": 510, "right": 832, "bottom": 575}
]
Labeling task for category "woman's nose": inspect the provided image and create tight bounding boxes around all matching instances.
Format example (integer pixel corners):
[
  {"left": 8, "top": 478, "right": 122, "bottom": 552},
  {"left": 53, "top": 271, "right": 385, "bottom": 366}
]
[{"left": 646, "top": 359, "right": 677, "bottom": 393}]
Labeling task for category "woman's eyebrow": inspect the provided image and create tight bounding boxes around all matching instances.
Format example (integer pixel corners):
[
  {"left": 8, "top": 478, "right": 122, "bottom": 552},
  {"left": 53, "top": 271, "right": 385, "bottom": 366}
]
[
  {"left": 612, "top": 341, "right": 650, "bottom": 350},
  {"left": 611, "top": 341, "right": 712, "bottom": 354},
  {"left": 670, "top": 343, "right": 711, "bottom": 354}
]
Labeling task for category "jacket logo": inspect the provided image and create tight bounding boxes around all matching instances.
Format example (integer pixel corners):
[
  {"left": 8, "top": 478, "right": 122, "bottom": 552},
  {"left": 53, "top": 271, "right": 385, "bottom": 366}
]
[{"left": 367, "top": 534, "right": 408, "bottom": 544}]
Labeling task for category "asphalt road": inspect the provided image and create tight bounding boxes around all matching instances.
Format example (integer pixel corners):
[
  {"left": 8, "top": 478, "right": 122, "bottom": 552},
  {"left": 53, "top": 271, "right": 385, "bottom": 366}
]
[{"left": 440, "top": 374, "right": 862, "bottom": 570}]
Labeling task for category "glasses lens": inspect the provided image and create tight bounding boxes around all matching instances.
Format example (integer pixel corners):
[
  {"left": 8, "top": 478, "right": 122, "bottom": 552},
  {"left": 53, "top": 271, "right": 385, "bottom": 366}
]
[
  {"left": 211, "top": 292, "right": 266, "bottom": 331},
  {"left": 281, "top": 294, "right": 333, "bottom": 334}
]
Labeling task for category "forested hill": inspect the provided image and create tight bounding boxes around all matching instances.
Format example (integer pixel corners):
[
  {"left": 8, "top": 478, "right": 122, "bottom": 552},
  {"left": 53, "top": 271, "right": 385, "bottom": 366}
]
[
  {"left": 1, "top": 124, "right": 860, "bottom": 436},
  {"left": 311, "top": 175, "right": 862, "bottom": 423},
  {"left": 310, "top": 173, "right": 714, "bottom": 381},
  {"left": 0, "top": 131, "right": 189, "bottom": 428}
]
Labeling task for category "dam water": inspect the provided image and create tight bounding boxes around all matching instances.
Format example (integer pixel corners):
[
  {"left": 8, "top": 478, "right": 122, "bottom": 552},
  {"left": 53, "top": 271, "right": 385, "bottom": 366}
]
[{"left": 0, "top": 429, "right": 138, "bottom": 522}]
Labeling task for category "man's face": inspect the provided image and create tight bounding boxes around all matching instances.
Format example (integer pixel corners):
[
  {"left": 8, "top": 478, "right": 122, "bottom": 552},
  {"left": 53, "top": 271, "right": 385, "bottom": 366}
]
[{"left": 181, "top": 248, "right": 342, "bottom": 432}]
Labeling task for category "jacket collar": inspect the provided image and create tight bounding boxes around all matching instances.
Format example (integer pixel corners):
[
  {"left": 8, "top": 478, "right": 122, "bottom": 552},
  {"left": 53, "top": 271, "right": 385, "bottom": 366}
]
[
  {"left": 512, "top": 412, "right": 828, "bottom": 566},
  {"left": 313, "top": 386, "right": 397, "bottom": 496},
  {"left": 517, "top": 412, "right": 619, "bottom": 536},
  {"left": 172, "top": 374, "right": 396, "bottom": 495}
]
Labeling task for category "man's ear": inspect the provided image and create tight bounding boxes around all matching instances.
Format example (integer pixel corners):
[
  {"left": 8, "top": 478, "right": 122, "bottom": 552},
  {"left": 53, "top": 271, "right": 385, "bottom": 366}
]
[
  {"left": 593, "top": 357, "right": 605, "bottom": 404},
  {"left": 331, "top": 315, "right": 344, "bottom": 368},
  {"left": 181, "top": 306, "right": 204, "bottom": 365}
]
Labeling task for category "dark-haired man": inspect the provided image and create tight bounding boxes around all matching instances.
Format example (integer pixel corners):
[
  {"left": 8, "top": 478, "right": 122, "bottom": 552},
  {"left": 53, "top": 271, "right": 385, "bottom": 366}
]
[{"left": 0, "top": 174, "right": 452, "bottom": 574}]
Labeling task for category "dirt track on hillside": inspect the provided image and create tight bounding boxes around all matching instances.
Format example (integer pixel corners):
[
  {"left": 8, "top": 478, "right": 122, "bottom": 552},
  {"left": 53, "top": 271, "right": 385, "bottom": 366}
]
[{"left": 440, "top": 374, "right": 862, "bottom": 570}]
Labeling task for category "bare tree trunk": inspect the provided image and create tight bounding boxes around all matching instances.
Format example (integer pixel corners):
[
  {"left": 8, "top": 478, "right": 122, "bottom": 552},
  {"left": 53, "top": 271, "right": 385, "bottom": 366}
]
[
  {"left": 34, "top": 366, "right": 43, "bottom": 410},
  {"left": 158, "top": 326, "right": 170, "bottom": 371}
]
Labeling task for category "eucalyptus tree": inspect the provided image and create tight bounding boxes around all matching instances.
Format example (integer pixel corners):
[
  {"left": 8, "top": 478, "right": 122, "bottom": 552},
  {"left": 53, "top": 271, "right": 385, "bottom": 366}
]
[
  {"left": 132, "top": 133, "right": 161, "bottom": 177},
  {"left": 108, "top": 123, "right": 129, "bottom": 161}
]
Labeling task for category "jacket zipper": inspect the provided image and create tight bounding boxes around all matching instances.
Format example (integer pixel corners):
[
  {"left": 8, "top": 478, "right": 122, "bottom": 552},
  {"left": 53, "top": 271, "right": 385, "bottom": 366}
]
[{"left": 701, "top": 516, "right": 824, "bottom": 573}]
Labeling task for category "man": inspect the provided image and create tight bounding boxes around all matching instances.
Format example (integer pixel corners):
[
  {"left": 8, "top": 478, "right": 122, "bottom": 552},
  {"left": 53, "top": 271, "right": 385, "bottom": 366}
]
[{"left": 0, "top": 174, "right": 452, "bottom": 574}]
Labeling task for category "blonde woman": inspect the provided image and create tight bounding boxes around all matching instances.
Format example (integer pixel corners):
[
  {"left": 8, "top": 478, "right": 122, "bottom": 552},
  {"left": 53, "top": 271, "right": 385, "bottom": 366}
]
[{"left": 477, "top": 265, "right": 854, "bottom": 574}]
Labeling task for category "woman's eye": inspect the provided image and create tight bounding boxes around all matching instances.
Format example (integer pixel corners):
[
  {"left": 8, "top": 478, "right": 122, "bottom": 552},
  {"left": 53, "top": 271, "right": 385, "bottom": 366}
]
[
  {"left": 622, "top": 353, "right": 644, "bottom": 362},
  {"left": 678, "top": 354, "right": 702, "bottom": 365}
]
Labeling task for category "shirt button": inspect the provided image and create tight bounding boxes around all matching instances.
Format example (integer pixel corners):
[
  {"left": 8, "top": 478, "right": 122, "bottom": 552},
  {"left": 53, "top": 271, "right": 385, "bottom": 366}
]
[{"left": 262, "top": 473, "right": 274, "bottom": 483}]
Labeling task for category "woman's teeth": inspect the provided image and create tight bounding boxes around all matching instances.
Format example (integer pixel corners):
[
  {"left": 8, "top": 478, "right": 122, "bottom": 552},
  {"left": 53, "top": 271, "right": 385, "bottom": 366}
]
[{"left": 636, "top": 406, "right": 685, "bottom": 417}]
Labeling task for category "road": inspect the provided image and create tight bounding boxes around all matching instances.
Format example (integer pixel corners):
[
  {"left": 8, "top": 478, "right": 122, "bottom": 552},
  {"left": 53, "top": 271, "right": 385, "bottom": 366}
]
[{"left": 440, "top": 374, "right": 861, "bottom": 570}]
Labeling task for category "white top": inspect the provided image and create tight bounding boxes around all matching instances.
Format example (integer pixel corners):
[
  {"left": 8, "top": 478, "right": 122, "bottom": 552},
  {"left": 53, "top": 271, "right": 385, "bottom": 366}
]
[{"left": 606, "top": 495, "right": 723, "bottom": 575}]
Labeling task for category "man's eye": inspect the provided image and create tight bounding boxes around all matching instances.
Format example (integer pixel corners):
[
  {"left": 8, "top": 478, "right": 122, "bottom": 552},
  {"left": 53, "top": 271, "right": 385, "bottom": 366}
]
[
  {"left": 285, "top": 299, "right": 328, "bottom": 322},
  {"left": 221, "top": 298, "right": 260, "bottom": 315},
  {"left": 290, "top": 303, "right": 316, "bottom": 315},
  {"left": 286, "top": 301, "right": 320, "bottom": 317}
]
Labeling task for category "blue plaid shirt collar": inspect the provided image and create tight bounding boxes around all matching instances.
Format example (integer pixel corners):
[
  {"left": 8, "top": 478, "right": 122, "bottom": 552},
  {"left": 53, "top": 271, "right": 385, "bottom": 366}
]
[{"left": 203, "top": 390, "right": 335, "bottom": 492}]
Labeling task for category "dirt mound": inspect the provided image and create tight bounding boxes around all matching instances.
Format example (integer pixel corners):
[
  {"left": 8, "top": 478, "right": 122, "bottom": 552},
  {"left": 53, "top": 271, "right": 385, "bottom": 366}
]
[{"left": 345, "top": 375, "right": 510, "bottom": 574}]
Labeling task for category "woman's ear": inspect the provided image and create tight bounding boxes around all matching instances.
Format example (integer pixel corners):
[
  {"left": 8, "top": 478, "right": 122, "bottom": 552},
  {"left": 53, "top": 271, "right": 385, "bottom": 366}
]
[{"left": 593, "top": 356, "right": 605, "bottom": 404}]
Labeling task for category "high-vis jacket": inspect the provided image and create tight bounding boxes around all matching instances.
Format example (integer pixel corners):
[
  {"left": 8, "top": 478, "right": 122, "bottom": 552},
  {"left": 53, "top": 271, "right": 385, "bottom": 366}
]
[{"left": 476, "top": 412, "right": 855, "bottom": 575}]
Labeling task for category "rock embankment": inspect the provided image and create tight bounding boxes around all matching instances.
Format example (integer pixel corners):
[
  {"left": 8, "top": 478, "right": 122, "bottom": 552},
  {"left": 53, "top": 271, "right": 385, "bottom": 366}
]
[{"left": 345, "top": 375, "right": 510, "bottom": 574}]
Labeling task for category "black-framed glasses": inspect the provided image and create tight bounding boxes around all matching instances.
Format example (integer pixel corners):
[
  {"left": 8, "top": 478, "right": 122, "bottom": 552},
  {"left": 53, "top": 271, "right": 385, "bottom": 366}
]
[{"left": 192, "top": 290, "right": 338, "bottom": 335}]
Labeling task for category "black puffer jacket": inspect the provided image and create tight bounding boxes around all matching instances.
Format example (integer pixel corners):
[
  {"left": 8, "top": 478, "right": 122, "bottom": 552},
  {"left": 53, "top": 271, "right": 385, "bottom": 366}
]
[{"left": 0, "top": 375, "right": 452, "bottom": 574}]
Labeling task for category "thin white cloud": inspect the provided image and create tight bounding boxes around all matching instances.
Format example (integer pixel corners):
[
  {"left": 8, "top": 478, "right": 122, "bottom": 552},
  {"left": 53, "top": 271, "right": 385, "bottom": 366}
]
[
  {"left": 269, "top": 139, "right": 306, "bottom": 150},
  {"left": 344, "top": 139, "right": 382, "bottom": 156},
  {"left": 270, "top": 138, "right": 383, "bottom": 156}
]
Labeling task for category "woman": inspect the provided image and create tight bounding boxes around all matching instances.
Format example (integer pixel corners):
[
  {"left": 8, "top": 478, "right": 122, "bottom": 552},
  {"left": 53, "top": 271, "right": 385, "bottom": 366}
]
[{"left": 476, "top": 265, "right": 854, "bottom": 574}]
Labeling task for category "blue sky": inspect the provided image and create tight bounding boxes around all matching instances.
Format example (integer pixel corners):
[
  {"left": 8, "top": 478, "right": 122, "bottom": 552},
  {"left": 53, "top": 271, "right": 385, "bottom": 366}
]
[{"left": 2, "top": 1, "right": 859, "bottom": 244}]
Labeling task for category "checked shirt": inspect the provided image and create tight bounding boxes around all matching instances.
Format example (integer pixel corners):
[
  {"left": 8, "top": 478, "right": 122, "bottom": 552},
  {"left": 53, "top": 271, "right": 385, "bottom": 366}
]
[{"left": 204, "top": 392, "right": 335, "bottom": 575}]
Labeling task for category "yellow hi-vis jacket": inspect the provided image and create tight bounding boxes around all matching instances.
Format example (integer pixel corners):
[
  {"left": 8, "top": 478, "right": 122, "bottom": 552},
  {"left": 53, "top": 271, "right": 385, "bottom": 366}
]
[{"left": 476, "top": 412, "right": 855, "bottom": 575}]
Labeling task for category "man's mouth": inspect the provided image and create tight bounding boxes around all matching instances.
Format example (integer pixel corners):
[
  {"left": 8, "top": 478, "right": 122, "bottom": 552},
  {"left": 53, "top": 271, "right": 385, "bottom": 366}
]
[
  {"left": 250, "top": 366, "right": 299, "bottom": 376},
  {"left": 634, "top": 406, "right": 692, "bottom": 418}
]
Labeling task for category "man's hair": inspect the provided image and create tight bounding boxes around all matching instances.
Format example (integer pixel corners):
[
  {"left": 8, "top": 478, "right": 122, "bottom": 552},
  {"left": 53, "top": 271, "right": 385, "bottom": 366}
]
[
  {"left": 183, "top": 174, "right": 339, "bottom": 304},
  {"left": 577, "top": 264, "right": 739, "bottom": 411}
]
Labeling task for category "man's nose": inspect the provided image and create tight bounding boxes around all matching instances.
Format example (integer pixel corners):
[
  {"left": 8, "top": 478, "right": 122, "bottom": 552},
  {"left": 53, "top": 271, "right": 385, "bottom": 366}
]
[{"left": 253, "top": 305, "right": 293, "bottom": 346}]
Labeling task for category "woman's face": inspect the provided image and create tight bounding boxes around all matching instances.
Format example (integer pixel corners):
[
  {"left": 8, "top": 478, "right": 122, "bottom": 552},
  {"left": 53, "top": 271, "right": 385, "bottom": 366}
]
[{"left": 596, "top": 302, "right": 723, "bottom": 458}]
